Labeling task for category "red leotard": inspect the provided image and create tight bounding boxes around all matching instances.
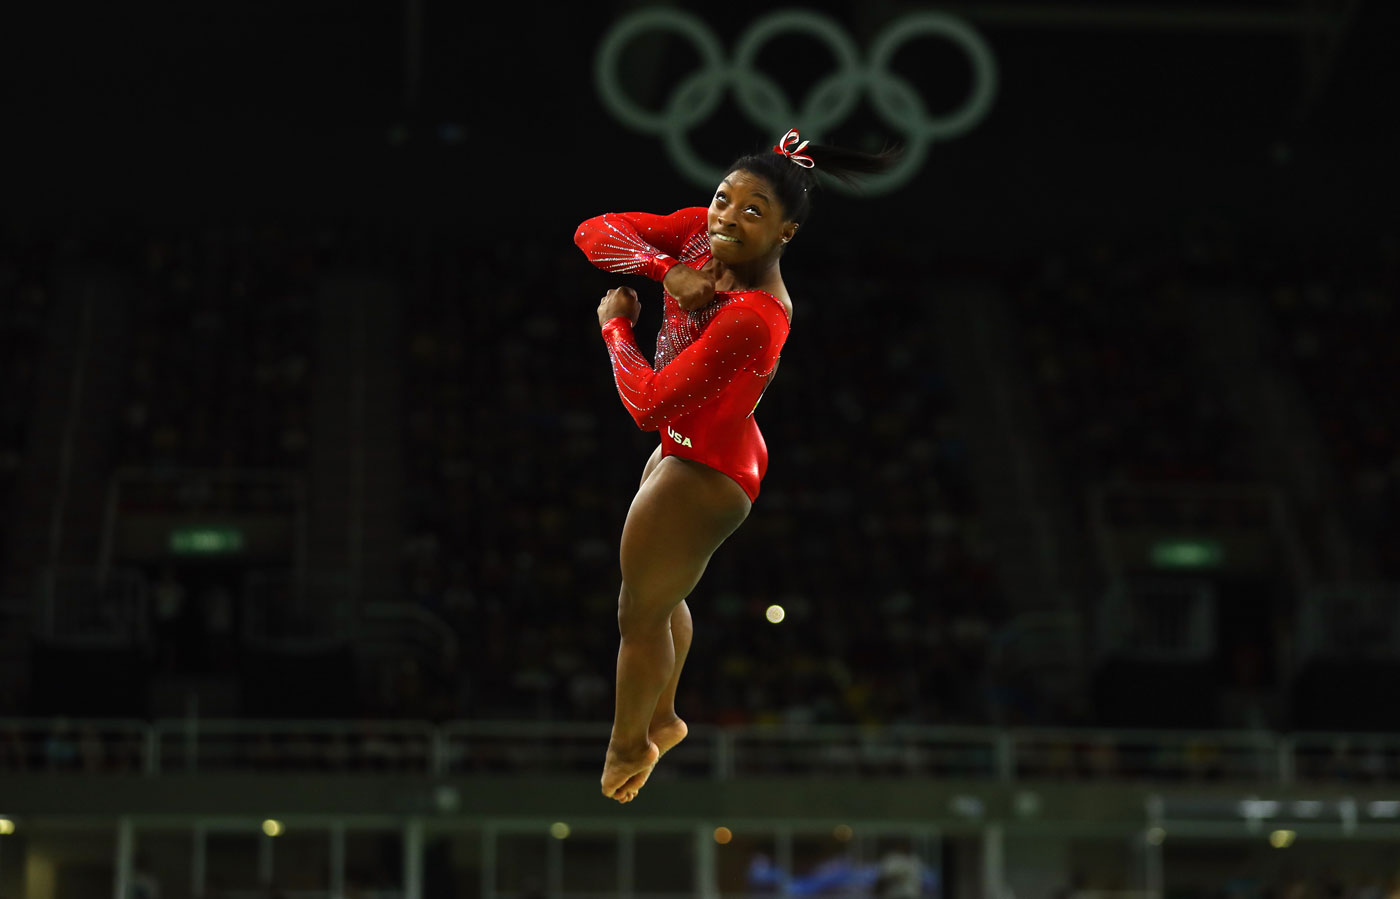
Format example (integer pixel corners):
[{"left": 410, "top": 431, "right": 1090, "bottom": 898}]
[{"left": 575, "top": 207, "right": 791, "bottom": 502}]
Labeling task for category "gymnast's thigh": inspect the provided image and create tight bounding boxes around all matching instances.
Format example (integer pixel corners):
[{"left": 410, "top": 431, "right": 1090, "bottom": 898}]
[{"left": 618, "top": 456, "right": 750, "bottom": 606}]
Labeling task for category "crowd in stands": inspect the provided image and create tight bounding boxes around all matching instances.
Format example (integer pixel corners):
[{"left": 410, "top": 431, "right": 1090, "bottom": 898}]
[
  {"left": 1004, "top": 236, "right": 1258, "bottom": 491},
  {"left": 0, "top": 214, "right": 1395, "bottom": 733},
  {"left": 0, "top": 229, "right": 55, "bottom": 577},
  {"left": 71, "top": 226, "right": 320, "bottom": 699},
  {"left": 116, "top": 225, "right": 318, "bottom": 473},
  {"left": 1254, "top": 234, "right": 1400, "bottom": 580}
]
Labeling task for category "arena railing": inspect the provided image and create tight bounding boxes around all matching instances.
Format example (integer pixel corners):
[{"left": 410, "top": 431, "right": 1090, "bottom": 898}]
[{"left": 2, "top": 720, "right": 1398, "bottom": 783}]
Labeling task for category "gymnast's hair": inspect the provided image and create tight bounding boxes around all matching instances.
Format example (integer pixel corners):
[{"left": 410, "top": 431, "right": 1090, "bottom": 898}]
[{"left": 723, "top": 130, "right": 902, "bottom": 227}]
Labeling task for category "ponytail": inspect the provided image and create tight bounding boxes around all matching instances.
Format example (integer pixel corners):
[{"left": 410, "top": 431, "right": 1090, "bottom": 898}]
[{"left": 724, "top": 127, "right": 903, "bottom": 225}]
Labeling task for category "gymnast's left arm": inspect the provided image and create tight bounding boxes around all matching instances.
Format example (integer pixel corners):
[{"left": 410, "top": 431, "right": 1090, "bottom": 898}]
[{"left": 574, "top": 207, "right": 708, "bottom": 281}]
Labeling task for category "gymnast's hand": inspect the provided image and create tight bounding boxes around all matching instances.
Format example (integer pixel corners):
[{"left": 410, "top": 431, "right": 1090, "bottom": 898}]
[
  {"left": 597, "top": 286, "right": 641, "bottom": 328},
  {"left": 663, "top": 263, "right": 716, "bottom": 312}
]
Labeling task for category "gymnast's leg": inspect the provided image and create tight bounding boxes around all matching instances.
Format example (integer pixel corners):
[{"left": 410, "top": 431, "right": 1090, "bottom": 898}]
[
  {"left": 635, "top": 446, "right": 695, "bottom": 757},
  {"left": 649, "top": 599, "right": 692, "bottom": 755},
  {"left": 601, "top": 455, "right": 750, "bottom": 802}
]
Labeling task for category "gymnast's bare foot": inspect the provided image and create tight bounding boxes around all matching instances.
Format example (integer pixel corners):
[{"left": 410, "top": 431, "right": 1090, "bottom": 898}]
[
  {"left": 650, "top": 715, "right": 688, "bottom": 757},
  {"left": 601, "top": 739, "right": 660, "bottom": 803}
]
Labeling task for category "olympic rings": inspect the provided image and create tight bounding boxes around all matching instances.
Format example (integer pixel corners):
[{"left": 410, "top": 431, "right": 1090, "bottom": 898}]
[{"left": 594, "top": 9, "right": 999, "bottom": 195}]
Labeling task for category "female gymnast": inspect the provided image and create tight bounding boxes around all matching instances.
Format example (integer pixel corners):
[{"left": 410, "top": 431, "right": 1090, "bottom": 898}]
[{"left": 575, "top": 128, "right": 899, "bottom": 802}]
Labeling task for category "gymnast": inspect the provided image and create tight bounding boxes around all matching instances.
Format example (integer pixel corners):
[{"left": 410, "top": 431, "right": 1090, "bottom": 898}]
[{"left": 575, "top": 128, "right": 899, "bottom": 802}]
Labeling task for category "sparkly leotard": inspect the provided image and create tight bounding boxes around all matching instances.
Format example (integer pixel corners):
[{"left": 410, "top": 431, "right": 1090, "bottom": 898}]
[{"left": 574, "top": 207, "right": 791, "bottom": 502}]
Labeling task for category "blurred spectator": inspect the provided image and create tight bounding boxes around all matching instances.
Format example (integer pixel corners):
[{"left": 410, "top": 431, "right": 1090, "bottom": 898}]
[
  {"left": 875, "top": 839, "right": 930, "bottom": 899},
  {"left": 150, "top": 566, "right": 186, "bottom": 673},
  {"left": 43, "top": 718, "right": 78, "bottom": 770},
  {"left": 199, "top": 580, "right": 237, "bottom": 670}
]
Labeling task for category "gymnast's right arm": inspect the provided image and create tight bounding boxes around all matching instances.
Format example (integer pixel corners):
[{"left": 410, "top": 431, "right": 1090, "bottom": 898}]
[
  {"left": 598, "top": 305, "right": 770, "bottom": 432},
  {"left": 574, "top": 207, "right": 708, "bottom": 281}
]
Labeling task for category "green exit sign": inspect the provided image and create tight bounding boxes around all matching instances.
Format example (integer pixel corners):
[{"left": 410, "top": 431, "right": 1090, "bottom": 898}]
[
  {"left": 1150, "top": 539, "right": 1224, "bottom": 569},
  {"left": 169, "top": 527, "right": 245, "bottom": 555}
]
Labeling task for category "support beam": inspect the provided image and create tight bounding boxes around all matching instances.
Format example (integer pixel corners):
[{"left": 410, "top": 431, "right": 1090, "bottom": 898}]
[
  {"left": 482, "top": 826, "right": 497, "bottom": 899},
  {"left": 696, "top": 825, "right": 718, "bottom": 899},
  {"left": 113, "top": 817, "right": 133, "bottom": 899},
  {"left": 777, "top": 827, "right": 793, "bottom": 897},
  {"left": 547, "top": 826, "right": 563, "bottom": 898},
  {"left": 404, "top": 819, "right": 424, "bottom": 899},
  {"left": 192, "top": 825, "right": 206, "bottom": 899},
  {"left": 983, "top": 825, "right": 1005, "bottom": 899},
  {"left": 258, "top": 829, "right": 273, "bottom": 886},
  {"left": 330, "top": 823, "right": 346, "bottom": 899},
  {"left": 1144, "top": 795, "right": 1165, "bottom": 894}
]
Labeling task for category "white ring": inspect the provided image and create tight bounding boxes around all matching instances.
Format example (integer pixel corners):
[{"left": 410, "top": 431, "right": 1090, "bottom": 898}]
[{"left": 594, "top": 9, "right": 999, "bottom": 195}]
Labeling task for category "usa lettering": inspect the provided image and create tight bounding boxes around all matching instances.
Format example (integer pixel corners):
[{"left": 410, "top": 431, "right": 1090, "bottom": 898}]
[{"left": 667, "top": 426, "right": 693, "bottom": 448}]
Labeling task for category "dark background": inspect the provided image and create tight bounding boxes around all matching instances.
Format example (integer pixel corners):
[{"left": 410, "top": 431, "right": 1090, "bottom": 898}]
[
  {"left": 7, "top": 0, "right": 1394, "bottom": 237},
  {"left": 1, "top": 0, "right": 1397, "bottom": 733}
]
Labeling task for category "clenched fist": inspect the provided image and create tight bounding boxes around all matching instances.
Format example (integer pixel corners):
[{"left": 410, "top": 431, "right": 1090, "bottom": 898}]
[
  {"left": 597, "top": 286, "right": 641, "bottom": 328},
  {"left": 662, "top": 264, "right": 716, "bottom": 312}
]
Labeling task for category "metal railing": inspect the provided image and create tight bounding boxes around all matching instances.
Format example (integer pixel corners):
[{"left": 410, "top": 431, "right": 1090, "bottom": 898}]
[{"left": 2, "top": 719, "right": 1399, "bottom": 784}]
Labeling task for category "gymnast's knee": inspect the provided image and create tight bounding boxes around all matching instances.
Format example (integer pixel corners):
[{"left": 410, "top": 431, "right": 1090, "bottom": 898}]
[{"left": 616, "top": 582, "right": 678, "bottom": 637}]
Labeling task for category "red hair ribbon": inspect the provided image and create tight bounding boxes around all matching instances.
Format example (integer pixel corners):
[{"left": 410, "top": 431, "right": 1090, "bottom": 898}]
[{"left": 772, "top": 128, "right": 815, "bottom": 169}]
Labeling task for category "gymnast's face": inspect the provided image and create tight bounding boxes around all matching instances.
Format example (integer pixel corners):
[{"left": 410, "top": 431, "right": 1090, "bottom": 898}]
[{"left": 707, "top": 169, "right": 799, "bottom": 264}]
